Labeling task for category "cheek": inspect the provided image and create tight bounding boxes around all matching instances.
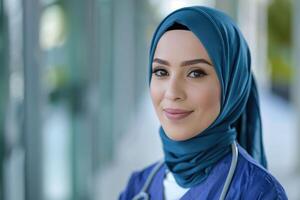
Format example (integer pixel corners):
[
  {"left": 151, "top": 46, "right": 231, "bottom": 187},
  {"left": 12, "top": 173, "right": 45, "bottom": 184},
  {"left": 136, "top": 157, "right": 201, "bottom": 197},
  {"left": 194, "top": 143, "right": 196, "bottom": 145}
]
[
  {"left": 190, "top": 83, "right": 221, "bottom": 111},
  {"left": 150, "top": 81, "right": 163, "bottom": 108}
]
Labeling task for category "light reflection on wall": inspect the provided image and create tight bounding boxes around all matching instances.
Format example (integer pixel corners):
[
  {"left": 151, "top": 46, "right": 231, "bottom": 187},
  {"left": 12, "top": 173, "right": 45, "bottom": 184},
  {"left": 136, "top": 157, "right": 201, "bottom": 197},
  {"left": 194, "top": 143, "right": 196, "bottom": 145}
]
[
  {"left": 149, "top": 0, "right": 215, "bottom": 18},
  {"left": 40, "top": 5, "right": 66, "bottom": 50}
]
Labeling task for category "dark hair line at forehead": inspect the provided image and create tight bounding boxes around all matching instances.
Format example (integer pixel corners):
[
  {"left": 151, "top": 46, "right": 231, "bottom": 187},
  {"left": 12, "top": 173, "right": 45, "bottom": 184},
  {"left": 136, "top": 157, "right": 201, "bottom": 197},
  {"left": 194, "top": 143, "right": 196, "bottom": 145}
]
[
  {"left": 152, "top": 58, "right": 213, "bottom": 67},
  {"left": 166, "top": 22, "right": 190, "bottom": 32}
]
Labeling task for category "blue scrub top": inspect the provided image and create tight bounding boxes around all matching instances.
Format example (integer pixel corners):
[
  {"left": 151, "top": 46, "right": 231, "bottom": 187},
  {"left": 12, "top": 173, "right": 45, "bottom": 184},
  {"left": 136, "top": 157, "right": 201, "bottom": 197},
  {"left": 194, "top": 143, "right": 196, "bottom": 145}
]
[{"left": 119, "top": 144, "right": 287, "bottom": 200}]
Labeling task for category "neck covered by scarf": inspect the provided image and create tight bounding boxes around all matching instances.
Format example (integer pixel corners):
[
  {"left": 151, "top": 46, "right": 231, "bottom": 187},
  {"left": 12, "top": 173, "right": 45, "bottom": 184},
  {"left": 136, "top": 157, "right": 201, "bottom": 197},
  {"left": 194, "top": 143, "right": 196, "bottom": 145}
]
[
  {"left": 149, "top": 6, "right": 267, "bottom": 188},
  {"left": 160, "top": 126, "right": 236, "bottom": 188}
]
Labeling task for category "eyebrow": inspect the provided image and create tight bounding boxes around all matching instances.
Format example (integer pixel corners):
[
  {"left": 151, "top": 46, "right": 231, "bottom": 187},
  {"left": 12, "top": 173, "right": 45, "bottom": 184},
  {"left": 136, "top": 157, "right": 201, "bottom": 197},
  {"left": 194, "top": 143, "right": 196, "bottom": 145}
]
[{"left": 152, "top": 58, "right": 213, "bottom": 67}]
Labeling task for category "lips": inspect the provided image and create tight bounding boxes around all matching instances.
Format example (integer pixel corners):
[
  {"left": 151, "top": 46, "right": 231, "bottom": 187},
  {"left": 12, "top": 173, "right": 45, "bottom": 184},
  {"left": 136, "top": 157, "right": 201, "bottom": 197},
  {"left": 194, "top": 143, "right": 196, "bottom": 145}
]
[{"left": 163, "top": 108, "right": 193, "bottom": 121}]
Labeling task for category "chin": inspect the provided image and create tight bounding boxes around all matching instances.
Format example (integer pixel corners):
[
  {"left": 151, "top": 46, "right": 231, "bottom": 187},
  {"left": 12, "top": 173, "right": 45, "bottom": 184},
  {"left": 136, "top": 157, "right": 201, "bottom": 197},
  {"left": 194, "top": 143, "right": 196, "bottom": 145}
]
[{"left": 165, "top": 129, "right": 198, "bottom": 141}]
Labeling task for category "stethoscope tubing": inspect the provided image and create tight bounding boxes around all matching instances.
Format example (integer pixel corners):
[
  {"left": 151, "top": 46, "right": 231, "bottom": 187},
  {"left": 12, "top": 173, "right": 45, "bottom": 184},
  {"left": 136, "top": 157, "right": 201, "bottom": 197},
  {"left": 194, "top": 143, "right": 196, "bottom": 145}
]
[{"left": 219, "top": 141, "right": 238, "bottom": 200}]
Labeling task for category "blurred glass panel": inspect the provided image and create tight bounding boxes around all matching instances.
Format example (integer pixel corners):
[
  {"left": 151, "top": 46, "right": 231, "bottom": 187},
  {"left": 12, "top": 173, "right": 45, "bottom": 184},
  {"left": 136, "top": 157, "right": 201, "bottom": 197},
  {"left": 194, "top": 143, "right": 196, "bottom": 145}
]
[
  {"left": 268, "top": 0, "right": 293, "bottom": 100},
  {"left": 0, "top": 0, "right": 9, "bottom": 199},
  {"left": 40, "top": 2, "right": 72, "bottom": 200}
]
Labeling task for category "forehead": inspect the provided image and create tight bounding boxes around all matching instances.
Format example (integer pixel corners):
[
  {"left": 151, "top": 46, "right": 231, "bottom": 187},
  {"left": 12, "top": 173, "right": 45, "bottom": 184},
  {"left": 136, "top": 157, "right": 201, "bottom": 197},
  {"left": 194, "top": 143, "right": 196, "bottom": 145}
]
[{"left": 153, "top": 30, "right": 210, "bottom": 60}]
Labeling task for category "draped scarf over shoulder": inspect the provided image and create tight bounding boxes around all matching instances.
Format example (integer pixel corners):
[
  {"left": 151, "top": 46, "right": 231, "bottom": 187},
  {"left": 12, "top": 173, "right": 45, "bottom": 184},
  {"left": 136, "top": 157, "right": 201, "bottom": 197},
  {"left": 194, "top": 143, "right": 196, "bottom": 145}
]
[{"left": 148, "top": 6, "right": 267, "bottom": 188}]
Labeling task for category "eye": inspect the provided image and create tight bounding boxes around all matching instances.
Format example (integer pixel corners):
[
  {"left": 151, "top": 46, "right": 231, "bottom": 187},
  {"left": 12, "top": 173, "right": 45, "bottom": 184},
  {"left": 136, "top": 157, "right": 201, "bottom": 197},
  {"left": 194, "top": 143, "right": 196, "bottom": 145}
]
[
  {"left": 152, "top": 68, "right": 169, "bottom": 77},
  {"left": 188, "top": 69, "right": 207, "bottom": 78}
]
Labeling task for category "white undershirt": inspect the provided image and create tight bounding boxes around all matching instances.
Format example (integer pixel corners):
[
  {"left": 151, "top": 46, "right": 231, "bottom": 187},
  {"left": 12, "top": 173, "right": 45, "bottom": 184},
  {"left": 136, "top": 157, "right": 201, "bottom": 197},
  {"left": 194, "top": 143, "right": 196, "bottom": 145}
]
[{"left": 163, "top": 170, "right": 190, "bottom": 200}]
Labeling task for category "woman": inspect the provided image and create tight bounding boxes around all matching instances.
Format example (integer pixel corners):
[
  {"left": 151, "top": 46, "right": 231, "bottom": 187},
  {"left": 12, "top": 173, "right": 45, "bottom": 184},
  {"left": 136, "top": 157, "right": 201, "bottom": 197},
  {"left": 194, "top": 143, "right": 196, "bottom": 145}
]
[{"left": 119, "top": 6, "right": 287, "bottom": 200}]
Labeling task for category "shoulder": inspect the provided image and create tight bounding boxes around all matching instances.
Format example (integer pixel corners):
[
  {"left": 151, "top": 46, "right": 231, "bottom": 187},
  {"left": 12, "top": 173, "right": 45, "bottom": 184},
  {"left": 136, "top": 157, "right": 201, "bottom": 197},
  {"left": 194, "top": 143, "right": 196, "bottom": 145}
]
[
  {"left": 118, "top": 161, "right": 162, "bottom": 200},
  {"left": 235, "top": 144, "right": 288, "bottom": 199}
]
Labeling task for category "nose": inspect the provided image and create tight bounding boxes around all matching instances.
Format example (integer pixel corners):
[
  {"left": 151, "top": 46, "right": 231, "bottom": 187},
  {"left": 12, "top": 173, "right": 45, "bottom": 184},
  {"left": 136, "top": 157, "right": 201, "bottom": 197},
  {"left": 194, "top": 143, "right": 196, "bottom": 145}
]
[{"left": 164, "top": 76, "right": 186, "bottom": 101}]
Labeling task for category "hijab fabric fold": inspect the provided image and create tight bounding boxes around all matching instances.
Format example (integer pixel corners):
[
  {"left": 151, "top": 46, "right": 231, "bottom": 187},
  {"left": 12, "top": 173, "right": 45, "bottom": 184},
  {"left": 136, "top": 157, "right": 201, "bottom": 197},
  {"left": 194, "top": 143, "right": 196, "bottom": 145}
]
[{"left": 148, "top": 6, "right": 267, "bottom": 188}]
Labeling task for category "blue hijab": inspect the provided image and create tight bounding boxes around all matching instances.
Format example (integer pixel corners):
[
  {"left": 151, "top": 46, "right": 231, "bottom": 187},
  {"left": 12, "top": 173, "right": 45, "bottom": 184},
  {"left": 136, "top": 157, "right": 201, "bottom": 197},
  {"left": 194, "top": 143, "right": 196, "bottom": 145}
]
[{"left": 148, "top": 6, "right": 267, "bottom": 188}]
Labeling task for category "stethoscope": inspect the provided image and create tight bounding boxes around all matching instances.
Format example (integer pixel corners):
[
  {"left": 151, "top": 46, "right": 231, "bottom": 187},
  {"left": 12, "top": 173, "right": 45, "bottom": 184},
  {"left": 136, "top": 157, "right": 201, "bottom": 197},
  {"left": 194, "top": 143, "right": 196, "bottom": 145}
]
[{"left": 132, "top": 141, "right": 238, "bottom": 200}]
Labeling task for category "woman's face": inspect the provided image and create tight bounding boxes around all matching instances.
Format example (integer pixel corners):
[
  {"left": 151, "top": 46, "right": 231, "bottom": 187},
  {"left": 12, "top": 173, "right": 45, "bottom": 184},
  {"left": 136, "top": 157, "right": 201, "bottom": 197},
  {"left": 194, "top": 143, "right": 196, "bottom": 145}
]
[{"left": 150, "top": 30, "right": 221, "bottom": 141}]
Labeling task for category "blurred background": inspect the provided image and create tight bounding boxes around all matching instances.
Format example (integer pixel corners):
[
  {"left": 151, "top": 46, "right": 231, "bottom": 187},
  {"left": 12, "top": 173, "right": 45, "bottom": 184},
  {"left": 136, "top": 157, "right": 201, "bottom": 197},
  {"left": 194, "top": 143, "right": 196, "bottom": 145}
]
[{"left": 0, "top": 0, "right": 300, "bottom": 199}]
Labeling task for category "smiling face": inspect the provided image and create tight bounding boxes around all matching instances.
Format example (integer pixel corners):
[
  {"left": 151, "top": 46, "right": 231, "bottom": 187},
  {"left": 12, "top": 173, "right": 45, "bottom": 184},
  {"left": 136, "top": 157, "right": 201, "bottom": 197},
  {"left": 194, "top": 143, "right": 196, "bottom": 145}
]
[{"left": 150, "top": 30, "right": 221, "bottom": 141}]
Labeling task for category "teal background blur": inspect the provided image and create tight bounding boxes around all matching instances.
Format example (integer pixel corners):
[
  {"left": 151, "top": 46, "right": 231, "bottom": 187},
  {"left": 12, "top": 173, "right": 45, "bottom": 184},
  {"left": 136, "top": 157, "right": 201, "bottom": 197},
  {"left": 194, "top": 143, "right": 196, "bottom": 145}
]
[{"left": 1, "top": 0, "right": 300, "bottom": 199}]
